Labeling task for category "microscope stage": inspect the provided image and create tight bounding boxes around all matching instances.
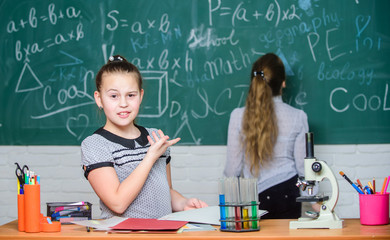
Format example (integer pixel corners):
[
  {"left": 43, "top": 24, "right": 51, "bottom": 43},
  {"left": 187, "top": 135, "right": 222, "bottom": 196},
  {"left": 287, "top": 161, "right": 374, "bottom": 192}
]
[{"left": 296, "top": 195, "right": 329, "bottom": 202}]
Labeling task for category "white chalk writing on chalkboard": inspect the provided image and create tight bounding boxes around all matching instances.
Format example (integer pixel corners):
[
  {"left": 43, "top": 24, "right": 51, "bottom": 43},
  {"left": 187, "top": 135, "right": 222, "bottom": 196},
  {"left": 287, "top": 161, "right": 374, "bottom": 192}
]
[{"left": 1, "top": 0, "right": 389, "bottom": 145}]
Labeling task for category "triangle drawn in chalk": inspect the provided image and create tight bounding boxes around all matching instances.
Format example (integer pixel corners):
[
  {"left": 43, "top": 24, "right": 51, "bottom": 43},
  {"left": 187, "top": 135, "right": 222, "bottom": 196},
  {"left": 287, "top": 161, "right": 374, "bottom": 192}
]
[
  {"left": 54, "top": 51, "right": 83, "bottom": 67},
  {"left": 15, "top": 62, "right": 43, "bottom": 93}
]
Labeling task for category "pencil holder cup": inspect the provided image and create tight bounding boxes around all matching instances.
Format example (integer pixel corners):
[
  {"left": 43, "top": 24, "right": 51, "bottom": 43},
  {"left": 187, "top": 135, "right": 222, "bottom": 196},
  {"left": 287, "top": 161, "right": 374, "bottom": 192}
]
[
  {"left": 17, "top": 194, "right": 25, "bottom": 231},
  {"left": 24, "top": 184, "right": 41, "bottom": 232},
  {"left": 359, "top": 193, "right": 389, "bottom": 225}
]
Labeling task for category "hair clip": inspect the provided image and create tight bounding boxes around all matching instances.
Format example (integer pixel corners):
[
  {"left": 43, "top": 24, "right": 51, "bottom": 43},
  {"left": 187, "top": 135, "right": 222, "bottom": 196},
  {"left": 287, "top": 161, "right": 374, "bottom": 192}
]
[
  {"left": 254, "top": 71, "right": 266, "bottom": 80},
  {"left": 109, "top": 56, "right": 123, "bottom": 62}
]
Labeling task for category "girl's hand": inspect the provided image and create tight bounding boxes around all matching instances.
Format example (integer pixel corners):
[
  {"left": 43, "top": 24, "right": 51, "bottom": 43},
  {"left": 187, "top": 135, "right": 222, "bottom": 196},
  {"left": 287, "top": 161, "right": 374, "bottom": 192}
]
[
  {"left": 183, "top": 198, "right": 209, "bottom": 211},
  {"left": 147, "top": 130, "right": 180, "bottom": 160}
]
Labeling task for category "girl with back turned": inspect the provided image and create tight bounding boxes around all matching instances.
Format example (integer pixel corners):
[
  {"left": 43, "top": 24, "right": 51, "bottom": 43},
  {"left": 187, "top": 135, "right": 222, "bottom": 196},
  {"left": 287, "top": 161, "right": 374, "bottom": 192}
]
[{"left": 224, "top": 53, "right": 312, "bottom": 218}]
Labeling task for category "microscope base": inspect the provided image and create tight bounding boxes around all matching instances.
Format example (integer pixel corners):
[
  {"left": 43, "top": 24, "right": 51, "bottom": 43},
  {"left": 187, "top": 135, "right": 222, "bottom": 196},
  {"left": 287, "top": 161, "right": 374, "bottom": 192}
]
[{"left": 290, "top": 217, "right": 344, "bottom": 229}]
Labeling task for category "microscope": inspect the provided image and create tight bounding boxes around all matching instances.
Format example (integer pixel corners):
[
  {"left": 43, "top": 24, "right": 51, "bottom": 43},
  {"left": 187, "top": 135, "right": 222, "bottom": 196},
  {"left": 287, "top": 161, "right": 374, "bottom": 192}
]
[{"left": 289, "top": 132, "right": 344, "bottom": 229}]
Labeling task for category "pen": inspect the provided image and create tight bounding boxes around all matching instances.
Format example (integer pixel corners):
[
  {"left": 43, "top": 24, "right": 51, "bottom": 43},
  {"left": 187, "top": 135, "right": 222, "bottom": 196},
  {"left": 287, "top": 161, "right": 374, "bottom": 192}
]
[
  {"left": 373, "top": 178, "right": 376, "bottom": 193},
  {"left": 339, "top": 171, "right": 364, "bottom": 194}
]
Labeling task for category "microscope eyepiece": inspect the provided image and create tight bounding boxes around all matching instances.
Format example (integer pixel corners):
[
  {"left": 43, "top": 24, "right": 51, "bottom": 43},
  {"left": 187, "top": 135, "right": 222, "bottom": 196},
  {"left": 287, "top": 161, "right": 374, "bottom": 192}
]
[{"left": 305, "top": 132, "right": 314, "bottom": 158}]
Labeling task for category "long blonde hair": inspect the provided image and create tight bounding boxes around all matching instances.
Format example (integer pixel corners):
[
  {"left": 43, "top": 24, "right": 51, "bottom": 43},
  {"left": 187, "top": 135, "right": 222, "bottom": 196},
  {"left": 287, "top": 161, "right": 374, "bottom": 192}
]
[{"left": 242, "top": 53, "right": 286, "bottom": 176}]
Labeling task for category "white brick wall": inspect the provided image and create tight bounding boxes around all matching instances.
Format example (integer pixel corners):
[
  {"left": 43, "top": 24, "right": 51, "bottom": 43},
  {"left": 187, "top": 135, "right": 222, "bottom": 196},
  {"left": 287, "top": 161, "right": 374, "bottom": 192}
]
[{"left": 1, "top": 144, "right": 389, "bottom": 225}]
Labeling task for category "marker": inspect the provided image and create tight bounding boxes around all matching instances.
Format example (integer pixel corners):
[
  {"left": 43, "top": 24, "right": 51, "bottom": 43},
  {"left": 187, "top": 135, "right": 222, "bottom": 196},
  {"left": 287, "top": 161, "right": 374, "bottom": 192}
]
[
  {"left": 55, "top": 205, "right": 89, "bottom": 212},
  {"left": 52, "top": 206, "right": 89, "bottom": 217},
  {"left": 17, "top": 179, "right": 20, "bottom": 195},
  {"left": 28, "top": 171, "right": 33, "bottom": 185},
  {"left": 52, "top": 210, "right": 78, "bottom": 218},
  {"left": 339, "top": 171, "right": 364, "bottom": 194},
  {"left": 381, "top": 177, "right": 388, "bottom": 194},
  {"left": 25, "top": 172, "right": 29, "bottom": 185}
]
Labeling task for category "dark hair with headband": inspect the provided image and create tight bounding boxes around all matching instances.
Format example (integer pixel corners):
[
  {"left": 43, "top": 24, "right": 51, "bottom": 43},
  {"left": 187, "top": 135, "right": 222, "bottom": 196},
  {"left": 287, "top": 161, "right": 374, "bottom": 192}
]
[{"left": 95, "top": 55, "right": 143, "bottom": 92}]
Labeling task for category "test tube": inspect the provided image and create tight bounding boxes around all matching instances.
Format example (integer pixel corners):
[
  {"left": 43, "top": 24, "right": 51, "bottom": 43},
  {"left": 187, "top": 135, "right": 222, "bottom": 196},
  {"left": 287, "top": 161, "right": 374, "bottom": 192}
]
[
  {"left": 240, "top": 178, "right": 250, "bottom": 229},
  {"left": 225, "top": 178, "right": 234, "bottom": 230},
  {"left": 218, "top": 178, "right": 227, "bottom": 230},
  {"left": 232, "top": 177, "right": 241, "bottom": 230},
  {"left": 250, "top": 178, "right": 258, "bottom": 229}
]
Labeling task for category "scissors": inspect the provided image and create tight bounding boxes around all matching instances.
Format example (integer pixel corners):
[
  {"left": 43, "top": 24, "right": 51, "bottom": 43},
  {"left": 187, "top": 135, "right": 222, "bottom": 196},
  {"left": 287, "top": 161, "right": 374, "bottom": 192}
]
[{"left": 15, "top": 162, "right": 29, "bottom": 186}]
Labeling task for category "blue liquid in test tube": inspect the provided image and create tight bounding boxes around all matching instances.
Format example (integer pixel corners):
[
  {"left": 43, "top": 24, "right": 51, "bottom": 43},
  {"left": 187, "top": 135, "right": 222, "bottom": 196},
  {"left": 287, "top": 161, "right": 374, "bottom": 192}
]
[
  {"left": 219, "top": 194, "right": 227, "bottom": 229},
  {"left": 219, "top": 178, "right": 227, "bottom": 229}
]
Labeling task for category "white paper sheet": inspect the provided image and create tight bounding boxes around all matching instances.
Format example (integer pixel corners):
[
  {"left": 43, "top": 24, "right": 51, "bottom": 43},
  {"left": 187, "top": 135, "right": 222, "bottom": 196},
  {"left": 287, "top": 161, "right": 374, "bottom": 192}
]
[
  {"left": 70, "top": 216, "right": 127, "bottom": 231},
  {"left": 159, "top": 206, "right": 221, "bottom": 225}
]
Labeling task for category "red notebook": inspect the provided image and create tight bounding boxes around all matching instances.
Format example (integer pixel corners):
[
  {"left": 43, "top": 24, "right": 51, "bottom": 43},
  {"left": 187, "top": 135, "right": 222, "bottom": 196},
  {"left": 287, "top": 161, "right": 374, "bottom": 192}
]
[{"left": 110, "top": 218, "right": 188, "bottom": 231}]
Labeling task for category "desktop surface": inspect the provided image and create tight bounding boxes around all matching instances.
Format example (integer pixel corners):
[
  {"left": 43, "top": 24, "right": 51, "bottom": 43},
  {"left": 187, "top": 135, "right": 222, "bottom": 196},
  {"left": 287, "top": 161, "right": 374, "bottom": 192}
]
[{"left": 0, "top": 219, "right": 389, "bottom": 240}]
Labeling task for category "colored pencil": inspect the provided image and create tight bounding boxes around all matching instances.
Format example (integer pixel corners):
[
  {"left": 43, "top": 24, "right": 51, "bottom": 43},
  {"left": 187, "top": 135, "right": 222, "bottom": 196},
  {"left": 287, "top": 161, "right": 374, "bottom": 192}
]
[{"left": 381, "top": 177, "right": 388, "bottom": 194}]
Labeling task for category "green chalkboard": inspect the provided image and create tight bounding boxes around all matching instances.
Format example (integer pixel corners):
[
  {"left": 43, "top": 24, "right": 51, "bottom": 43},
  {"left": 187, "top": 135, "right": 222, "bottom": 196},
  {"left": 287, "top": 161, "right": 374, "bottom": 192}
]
[{"left": 1, "top": 0, "right": 389, "bottom": 145}]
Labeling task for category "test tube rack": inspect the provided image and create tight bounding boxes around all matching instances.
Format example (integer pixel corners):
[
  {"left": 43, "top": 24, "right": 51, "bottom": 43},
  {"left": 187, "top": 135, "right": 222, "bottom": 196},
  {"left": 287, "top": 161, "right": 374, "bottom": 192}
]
[
  {"left": 219, "top": 177, "right": 260, "bottom": 232},
  {"left": 219, "top": 202, "right": 260, "bottom": 232}
]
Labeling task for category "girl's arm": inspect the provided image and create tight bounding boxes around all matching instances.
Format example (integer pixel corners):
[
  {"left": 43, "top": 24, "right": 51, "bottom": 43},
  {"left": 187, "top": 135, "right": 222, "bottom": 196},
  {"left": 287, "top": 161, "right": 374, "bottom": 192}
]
[
  {"left": 166, "top": 163, "right": 208, "bottom": 212},
  {"left": 87, "top": 130, "right": 180, "bottom": 214}
]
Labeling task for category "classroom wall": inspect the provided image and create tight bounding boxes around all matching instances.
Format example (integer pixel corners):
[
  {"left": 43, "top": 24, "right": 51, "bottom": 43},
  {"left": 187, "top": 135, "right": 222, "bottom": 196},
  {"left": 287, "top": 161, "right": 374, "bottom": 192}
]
[{"left": 1, "top": 144, "right": 390, "bottom": 226}]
